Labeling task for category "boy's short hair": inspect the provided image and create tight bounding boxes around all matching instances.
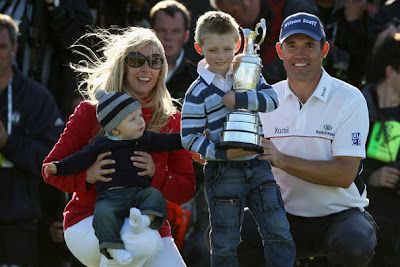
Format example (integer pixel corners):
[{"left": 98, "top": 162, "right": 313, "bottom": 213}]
[{"left": 194, "top": 11, "right": 240, "bottom": 46}]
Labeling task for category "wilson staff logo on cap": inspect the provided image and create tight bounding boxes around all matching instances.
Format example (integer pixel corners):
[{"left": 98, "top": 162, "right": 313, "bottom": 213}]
[{"left": 279, "top": 12, "right": 326, "bottom": 43}]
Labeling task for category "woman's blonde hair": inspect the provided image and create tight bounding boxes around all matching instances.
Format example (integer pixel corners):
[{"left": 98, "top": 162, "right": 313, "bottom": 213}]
[{"left": 71, "top": 26, "right": 176, "bottom": 132}]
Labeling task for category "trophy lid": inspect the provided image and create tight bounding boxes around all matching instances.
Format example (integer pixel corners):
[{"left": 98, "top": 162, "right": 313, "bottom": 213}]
[{"left": 241, "top": 18, "right": 266, "bottom": 56}]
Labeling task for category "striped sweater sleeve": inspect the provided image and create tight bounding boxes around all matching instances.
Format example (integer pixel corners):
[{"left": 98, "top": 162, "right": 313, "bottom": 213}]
[
  {"left": 235, "top": 75, "right": 279, "bottom": 112},
  {"left": 180, "top": 80, "right": 227, "bottom": 161}
]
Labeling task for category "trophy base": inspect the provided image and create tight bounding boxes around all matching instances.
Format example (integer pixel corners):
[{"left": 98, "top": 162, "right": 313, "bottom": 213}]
[{"left": 217, "top": 141, "right": 264, "bottom": 154}]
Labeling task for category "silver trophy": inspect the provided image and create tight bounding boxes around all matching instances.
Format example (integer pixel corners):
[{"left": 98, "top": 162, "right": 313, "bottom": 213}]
[{"left": 217, "top": 18, "right": 266, "bottom": 153}]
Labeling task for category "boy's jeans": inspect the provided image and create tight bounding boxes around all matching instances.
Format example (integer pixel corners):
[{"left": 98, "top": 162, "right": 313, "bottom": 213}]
[{"left": 204, "top": 159, "right": 295, "bottom": 267}]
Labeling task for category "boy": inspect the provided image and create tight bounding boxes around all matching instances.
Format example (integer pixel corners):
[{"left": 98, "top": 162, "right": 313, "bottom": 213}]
[
  {"left": 43, "top": 90, "right": 182, "bottom": 265},
  {"left": 180, "top": 11, "right": 295, "bottom": 266}
]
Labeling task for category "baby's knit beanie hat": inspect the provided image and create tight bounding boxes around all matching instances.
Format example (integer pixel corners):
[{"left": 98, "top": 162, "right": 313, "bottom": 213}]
[{"left": 95, "top": 90, "right": 141, "bottom": 133}]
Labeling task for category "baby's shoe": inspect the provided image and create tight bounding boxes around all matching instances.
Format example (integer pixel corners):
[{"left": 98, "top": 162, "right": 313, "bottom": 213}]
[
  {"left": 129, "top": 207, "right": 150, "bottom": 234},
  {"left": 107, "top": 248, "right": 133, "bottom": 265}
]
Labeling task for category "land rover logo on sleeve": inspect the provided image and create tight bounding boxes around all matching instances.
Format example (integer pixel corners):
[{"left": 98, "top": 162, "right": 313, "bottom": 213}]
[{"left": 352, "top": 132, "right": 361, "bottom": 146}]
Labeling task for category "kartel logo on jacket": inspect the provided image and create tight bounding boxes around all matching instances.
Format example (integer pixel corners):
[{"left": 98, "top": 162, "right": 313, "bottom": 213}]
[{"left": 275, "top": 127, "right": 289, "bottom": 134}]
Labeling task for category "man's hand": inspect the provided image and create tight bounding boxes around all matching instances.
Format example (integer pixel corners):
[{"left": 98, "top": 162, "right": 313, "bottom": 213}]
[
  {"left": 223, "top": 90, "right": 236, "bottom": 110},
  {"left": 258, "top": 138, "right": 285, "bottom": 168},
  {"left": 0, "top": 121, "right": 8, "bottom": 150}
]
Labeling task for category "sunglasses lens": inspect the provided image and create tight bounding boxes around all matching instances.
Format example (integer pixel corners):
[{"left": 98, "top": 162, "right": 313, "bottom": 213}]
[
  {"left": 149, "top": 54, "right": 163, "bottom": 69},
  {"left": 125, "top": 53, "right": 163, "bottom": 69},
  {"left": 126, "top": 53, "right": 146, "bottom": 68}
]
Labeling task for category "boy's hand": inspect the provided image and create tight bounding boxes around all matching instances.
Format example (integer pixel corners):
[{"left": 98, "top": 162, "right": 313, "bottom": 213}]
[
  {"left": 226, "top": 148, "right": 257, "bottom": 159},
  {"left": 223, "top": 90, "right": 236, "bottom": 109},
  {"left": 43, "top": 162, "right": 57, "bottom": 177}
]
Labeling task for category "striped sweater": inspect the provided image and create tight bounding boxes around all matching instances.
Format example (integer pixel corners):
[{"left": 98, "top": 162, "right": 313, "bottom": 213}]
[{"left": 181, "top": 76, "right": 279, "bottom": 161}]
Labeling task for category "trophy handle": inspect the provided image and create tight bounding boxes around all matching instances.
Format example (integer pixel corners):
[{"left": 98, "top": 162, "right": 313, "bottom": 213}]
[{"left": 254, "top": 18, "right": 266, "bottom": 53}]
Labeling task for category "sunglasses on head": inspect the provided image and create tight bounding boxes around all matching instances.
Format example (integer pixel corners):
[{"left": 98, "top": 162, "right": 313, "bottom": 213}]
[{"left": 125, "top": 52, "right": 164, "bottom": 69}]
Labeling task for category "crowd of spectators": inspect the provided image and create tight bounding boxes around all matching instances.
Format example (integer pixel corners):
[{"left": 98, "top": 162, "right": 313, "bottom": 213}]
[{"left": 1, "top": 0, "right": 400, "bottom": 266}]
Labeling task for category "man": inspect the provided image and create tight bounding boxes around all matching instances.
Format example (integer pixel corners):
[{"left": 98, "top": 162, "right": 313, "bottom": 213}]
[
  {"left": 254, "top": 12, "right": 377, "bottom": 266},
  {"left": 150, "top": 0, "right": 197, "bottom": 101},
  {"left": 209, "top": 0, "right": 314, "bottom": 84},
  {"left": 0, "top": 13, "right": 65, "bottom": 266}
]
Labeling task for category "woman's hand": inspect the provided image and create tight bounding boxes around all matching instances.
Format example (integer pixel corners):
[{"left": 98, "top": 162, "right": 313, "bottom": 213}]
[
  {"left": 86, "top": 151, "right": 115, "bottom": 184},
  {"left": 131, "top": 151, "right": 155, "bottom": 178}
]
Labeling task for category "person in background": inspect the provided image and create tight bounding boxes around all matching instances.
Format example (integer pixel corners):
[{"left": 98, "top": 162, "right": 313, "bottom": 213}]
[
  {"left": 368, "top": 0, "right": 400, "bottom": 53},
  {"left": 181, "top": 10, "right": 295, "bottom": 266},
  {"left": 361, "top": 29, "right": 400, "bottom": 267},
  {"left": 0, "top": 13, "right": 65, "bottom": 266},
  {"left": 179, "top": 0, "right": 213, "bottom": 65},
  {"left": 209, "top": 0, "right": 314, "bottom": 84},
  {"left": 150, "top": 0, "right": 197, "bottom": 102},
  {"left": 255, "top": 12, "right": 376, "bottom": 266},
  {"left": 42, "top": 26, "right": 196, "bottom": 267},
  {"left": 39, "top": 183, "right": 84, "bottom": 266},
  {"left": 305, "top": 0, "right": 371, "bottom": 89},
  {"left": 0, "top": 0, "right": 93, "bottom": 120},
  {"left": 88, "top": 0, "right": 152, "bottom": 29}
]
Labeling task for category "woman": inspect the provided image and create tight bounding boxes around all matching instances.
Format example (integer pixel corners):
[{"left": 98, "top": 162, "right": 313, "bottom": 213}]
[{"left": 42, "top": 26, "right": 196, "bottom": 266}]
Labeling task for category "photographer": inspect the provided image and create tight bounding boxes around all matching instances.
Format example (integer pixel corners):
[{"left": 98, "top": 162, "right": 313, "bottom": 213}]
[
  {"left": 368, "top": 0, "right": 400, "bottom": 53},
  {"left": 361, "top": 29, "right": 400, "bottom": 266},
  {"left": 306, "top": 0, "right": 371, "bottom": 89}
]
